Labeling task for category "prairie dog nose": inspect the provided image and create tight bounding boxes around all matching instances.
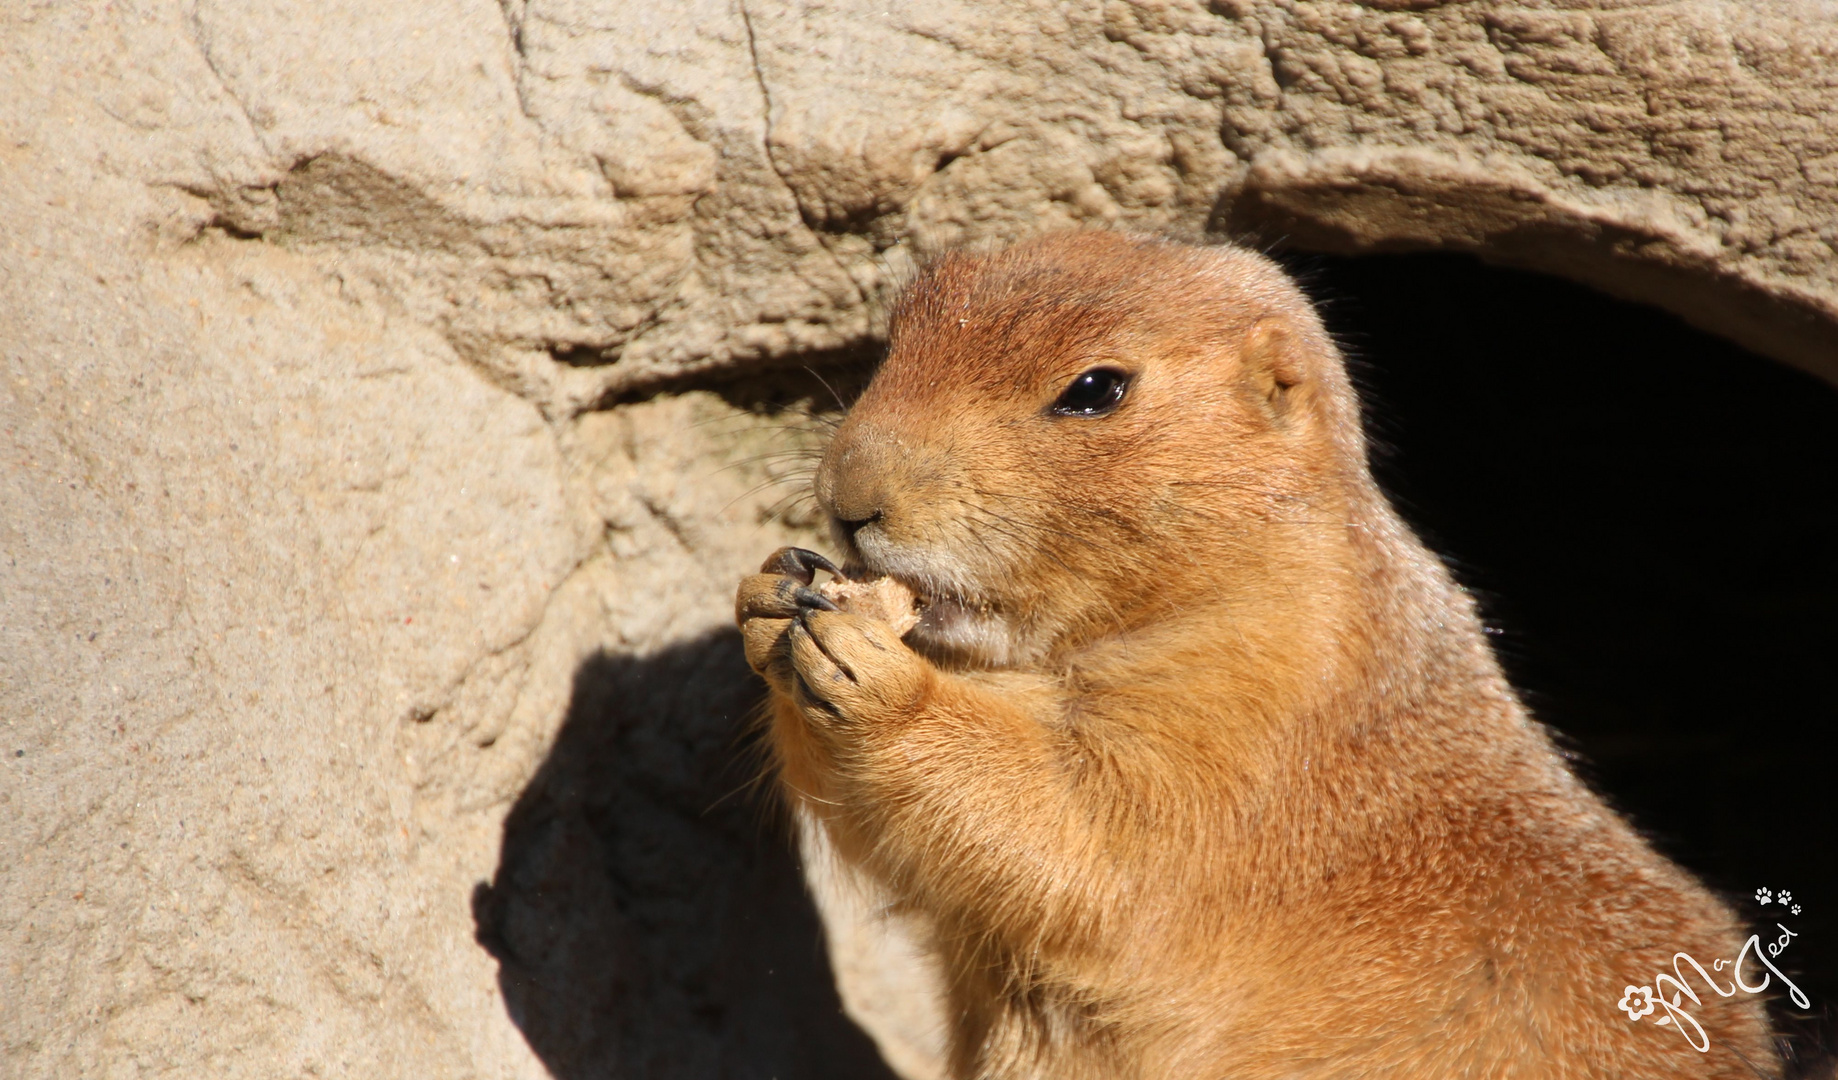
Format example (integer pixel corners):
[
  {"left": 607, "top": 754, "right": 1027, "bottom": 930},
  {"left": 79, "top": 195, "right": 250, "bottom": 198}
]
[{"left": 815, "top": 423, "right": 896, "bottom": 548}]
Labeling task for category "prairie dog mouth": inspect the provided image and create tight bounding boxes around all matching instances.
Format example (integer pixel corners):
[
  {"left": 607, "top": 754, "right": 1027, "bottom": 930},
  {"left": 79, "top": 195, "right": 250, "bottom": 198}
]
[
  {"left": 829, "top": 558, "right": 1013, "bottom": 668},
  {"left": 909, "top": 593, "right": 1013, "bottom": 668},
  {"left": 817, "top": 574, "right": 925, "bottom": 635}
]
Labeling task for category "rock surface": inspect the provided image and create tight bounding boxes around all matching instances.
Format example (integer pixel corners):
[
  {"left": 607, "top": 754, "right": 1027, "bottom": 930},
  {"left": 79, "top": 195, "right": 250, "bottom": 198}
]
[{"left": 3, "top": 1, "right": 1835, "bottom": 1076}]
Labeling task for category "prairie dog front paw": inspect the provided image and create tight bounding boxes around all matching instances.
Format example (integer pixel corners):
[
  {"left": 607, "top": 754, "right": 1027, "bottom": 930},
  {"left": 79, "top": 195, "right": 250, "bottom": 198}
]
[
  {"left": 737, "top": 547, "right": 845, "bottom": 692},
  {"left": 788, "top": 609, "right": 931, "bottom": 725}
]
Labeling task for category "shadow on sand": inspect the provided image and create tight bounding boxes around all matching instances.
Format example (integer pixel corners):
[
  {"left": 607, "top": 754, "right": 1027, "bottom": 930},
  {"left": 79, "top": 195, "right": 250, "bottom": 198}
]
[{"left": 472, "top": 628, "right": 897, "bottom": 1080}]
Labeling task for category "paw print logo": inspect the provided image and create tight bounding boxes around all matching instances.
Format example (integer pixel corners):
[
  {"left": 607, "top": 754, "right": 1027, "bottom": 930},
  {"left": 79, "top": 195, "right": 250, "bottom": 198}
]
[
  {"left": 1619, "top": 985, "right": 1657, "bottom": 1021},
  {"left": 1779, "top": 890, "right": 1794, "bottom": 906},
  {"left": 1792, "top": 904, "right": 1803, "bottom": 915},
  {"left": 1755, "top": 887, "right": 1773, "bottom": 906}
]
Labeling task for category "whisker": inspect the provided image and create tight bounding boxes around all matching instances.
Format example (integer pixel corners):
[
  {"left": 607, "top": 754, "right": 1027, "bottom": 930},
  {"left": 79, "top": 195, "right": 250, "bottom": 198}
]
[
  {"left": 967, "top": 491, "right": 1139, "bottom": 555},
  {"left": 759, "top": 489, "right": 819, "bottom": 528},
  {"left": 720, "top": 472, "right": 815, "bottom": 518},
  {"left": 771, "top": 406, "right": 843, "bottom": 432},
  {"left": 803, "top": 366, "right": 852, "bottom": 413},
  {"left": 710, "top": 449, "right": 824, "bottom": 475},
  {"left": 954, "top": 506, "right": 1134, "bottom": 639}
]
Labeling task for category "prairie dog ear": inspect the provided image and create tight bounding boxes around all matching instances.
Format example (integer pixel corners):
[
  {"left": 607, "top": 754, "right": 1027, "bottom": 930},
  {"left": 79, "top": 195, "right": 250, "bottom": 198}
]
[{"left": 1239, "top": 316, "right": 1307, "bottom": 419}]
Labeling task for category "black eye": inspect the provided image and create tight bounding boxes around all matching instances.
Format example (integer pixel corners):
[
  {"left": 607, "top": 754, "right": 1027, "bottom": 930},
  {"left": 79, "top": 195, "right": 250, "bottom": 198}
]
[{"left": 1049, "top": 368, "right": 1131, "bottom": 417}]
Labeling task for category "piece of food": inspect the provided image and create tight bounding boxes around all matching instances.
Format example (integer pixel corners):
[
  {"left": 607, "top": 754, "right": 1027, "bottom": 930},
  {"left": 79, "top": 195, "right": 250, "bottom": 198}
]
[{"left": 818, "top": 575, "right": 922, "bottom": 636}]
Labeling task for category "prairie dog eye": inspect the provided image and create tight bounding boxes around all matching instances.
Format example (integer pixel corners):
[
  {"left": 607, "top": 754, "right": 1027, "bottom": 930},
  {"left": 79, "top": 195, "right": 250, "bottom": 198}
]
[{"left": 1050, "top": 367, "right": 1132, "bottom": 417}]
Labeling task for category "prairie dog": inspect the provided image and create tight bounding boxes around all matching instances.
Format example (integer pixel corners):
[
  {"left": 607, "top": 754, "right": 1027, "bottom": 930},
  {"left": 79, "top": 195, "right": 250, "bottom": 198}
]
[{"left": 735, "top": 232, "right": 1777, "bottom": 1078}]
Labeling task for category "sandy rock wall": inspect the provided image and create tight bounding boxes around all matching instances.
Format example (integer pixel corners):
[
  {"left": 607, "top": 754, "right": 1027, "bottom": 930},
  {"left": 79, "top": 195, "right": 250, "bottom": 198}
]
[{"left": 3, "top": 1, "right": 1834, "bottom": 1077}]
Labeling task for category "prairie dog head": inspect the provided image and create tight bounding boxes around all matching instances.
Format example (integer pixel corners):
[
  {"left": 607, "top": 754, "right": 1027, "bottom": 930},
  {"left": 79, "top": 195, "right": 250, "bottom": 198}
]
[{"left": 815, "top": 231, "right": 1371, "bottom": 669}]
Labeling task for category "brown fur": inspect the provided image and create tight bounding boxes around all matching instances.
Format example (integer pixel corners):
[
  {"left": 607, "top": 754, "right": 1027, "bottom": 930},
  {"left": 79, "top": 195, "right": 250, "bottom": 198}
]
[{"left": 735, "top": 231, "right": 1779, "bottom": 1079}]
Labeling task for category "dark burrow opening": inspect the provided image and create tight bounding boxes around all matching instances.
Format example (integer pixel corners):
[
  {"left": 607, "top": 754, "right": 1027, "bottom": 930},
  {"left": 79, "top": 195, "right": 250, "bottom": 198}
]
[{"left": 1303, "top": 252, "right": 1838, "bottom": 1073}]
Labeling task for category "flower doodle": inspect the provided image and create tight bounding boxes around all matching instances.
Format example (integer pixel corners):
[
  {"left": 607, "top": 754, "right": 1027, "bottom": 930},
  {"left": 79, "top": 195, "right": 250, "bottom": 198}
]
[
  {"left": 1755, "top": 887, "right": 1773, "bottom": 906},
  {"left": 1619, "top": 985, "right": 1657, "bottom": 1021}
]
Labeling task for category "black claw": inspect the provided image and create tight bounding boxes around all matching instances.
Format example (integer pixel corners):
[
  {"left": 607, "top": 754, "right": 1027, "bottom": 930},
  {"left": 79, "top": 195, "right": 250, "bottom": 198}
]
[
  {"left": 793, "top": 586, "right": 840, "bottom": 612},
  {"left": 761, "top": 546, "right": 844, "bottom": 585}
]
